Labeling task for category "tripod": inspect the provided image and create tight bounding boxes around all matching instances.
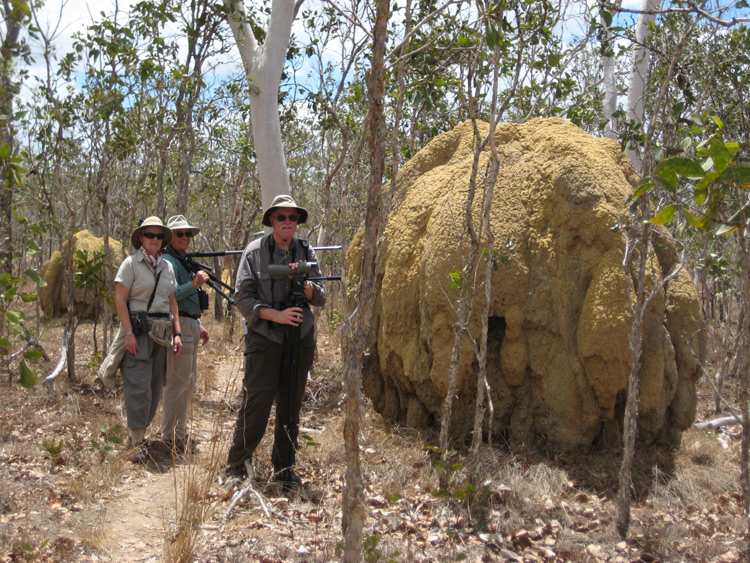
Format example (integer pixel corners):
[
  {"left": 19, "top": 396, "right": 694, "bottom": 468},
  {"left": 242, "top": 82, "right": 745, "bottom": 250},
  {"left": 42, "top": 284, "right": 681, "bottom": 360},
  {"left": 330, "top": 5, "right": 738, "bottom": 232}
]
[{"left": 274, "top": 276, "right": 306, "bottom": 484}]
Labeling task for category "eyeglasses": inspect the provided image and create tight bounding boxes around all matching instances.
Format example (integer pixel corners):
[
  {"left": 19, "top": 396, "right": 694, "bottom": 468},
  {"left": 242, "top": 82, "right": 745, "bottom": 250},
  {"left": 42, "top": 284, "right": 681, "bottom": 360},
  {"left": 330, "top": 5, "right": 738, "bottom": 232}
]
[
  {"left": 142, "top": 232, "right": 165, "bottom": 240},
  {"left": 174, "top": 231, "right": 193, "bottom": 238},
  {"left": 273, "top": 214, "right": 299, "bottom": 223}
]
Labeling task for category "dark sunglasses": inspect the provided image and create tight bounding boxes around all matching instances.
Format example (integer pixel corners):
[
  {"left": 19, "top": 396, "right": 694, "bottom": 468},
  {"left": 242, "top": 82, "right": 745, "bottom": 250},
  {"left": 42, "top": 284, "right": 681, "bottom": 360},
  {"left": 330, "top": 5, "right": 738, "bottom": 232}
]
[
  {"left": 142, "top": 232, "right": 165, "bottom": 240},
  {"left": 174, "top": 231, "right": 193, "bottom": 238},
  {"left": 273, "top": 214, "right": 299, "bottom": 223}
]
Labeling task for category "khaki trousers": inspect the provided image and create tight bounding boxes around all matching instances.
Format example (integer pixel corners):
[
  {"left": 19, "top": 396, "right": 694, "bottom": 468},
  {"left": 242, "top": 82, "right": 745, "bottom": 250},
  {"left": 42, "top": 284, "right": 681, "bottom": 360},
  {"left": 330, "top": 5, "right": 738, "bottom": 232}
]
[
  {"left": 121, "top": 333, "right": 167, "bottom": 431},
  {"left": 161, "top": 316, "right": 200, "bottom": 442}
]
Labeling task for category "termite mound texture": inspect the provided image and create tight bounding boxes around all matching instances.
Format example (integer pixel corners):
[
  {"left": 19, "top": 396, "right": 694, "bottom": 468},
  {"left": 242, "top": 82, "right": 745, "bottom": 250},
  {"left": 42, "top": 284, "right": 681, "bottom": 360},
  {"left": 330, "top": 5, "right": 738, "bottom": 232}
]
[
  {"left": 346, "top": 118, "right": 704, "bottom": 451},
  {"left": 40, "top": 230, "right": 126, "bottom": 318}
]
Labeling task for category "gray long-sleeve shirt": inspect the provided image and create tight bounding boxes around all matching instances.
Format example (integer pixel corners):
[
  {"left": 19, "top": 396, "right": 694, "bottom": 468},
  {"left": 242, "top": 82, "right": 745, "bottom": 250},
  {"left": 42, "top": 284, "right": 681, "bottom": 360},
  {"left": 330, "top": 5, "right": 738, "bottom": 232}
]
[{"left": 235, "top": 234, "right": 327, "bottom": 344}]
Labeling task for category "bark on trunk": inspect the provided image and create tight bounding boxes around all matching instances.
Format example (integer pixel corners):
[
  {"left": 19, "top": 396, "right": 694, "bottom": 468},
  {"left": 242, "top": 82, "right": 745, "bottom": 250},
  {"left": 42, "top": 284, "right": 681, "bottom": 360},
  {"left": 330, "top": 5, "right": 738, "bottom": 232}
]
[
  {"left": 341, "top": 0, "right": 389, "bottom": 559},
  {"left": 616, "top": 202, "right": 650, "bottom": 538},
  {"left": 735, "top": 230, "right": 750, "bottom": 559},
  {"left": 470, "top": 49, "right": 501, "bottom": 483}
]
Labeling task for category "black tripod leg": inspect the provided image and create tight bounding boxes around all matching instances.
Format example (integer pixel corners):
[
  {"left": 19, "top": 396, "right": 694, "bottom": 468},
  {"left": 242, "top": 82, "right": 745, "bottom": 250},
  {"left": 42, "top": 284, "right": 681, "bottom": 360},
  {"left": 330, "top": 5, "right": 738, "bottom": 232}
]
[{"left": 275, "top": 323, "right": 300, "bottom": 483}]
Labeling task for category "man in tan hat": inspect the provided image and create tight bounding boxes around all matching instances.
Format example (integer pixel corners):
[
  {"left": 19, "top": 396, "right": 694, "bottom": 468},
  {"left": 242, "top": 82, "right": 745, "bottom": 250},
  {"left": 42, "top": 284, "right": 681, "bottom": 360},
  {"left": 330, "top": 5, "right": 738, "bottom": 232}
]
[
  {"left": 161, "top": 215, "right": 210, "bottom": 453},
  {"left": 226, "top": 195, "right": 327, "bottom": 489}
]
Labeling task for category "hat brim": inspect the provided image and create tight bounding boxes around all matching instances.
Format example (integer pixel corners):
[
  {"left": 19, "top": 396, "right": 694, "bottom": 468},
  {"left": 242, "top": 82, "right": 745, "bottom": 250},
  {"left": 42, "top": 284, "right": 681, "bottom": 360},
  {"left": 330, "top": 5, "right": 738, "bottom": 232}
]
[
  {"left": 169, "top": 226, "right": 201, "bottom": 237},
  {"left": 131, "top": 226, "right": 173, "bottom": 250}
]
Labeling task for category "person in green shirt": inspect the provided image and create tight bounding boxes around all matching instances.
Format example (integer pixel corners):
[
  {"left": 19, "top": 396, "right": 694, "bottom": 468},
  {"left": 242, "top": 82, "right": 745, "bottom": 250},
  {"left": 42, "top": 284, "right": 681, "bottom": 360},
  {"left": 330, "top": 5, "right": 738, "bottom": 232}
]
[{"left": 161, "top": 215, "right": 210, "bottom": 453}]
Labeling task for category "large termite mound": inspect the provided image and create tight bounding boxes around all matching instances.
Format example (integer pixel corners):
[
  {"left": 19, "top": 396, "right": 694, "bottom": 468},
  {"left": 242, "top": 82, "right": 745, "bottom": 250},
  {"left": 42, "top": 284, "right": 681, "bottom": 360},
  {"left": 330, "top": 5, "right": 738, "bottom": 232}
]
[
  {"left": 40, "top": 230, "right": 126, "bottom": 318},
  {"left": 346, "top": 118, "right": 703, "bottom": 450}
]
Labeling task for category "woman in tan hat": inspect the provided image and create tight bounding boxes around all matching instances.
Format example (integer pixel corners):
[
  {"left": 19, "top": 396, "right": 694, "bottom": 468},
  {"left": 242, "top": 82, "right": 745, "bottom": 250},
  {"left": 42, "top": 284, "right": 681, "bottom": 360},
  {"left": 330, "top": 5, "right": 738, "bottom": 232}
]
[{"left": 113, "top": 216, "right": 183, "bottom": 461}]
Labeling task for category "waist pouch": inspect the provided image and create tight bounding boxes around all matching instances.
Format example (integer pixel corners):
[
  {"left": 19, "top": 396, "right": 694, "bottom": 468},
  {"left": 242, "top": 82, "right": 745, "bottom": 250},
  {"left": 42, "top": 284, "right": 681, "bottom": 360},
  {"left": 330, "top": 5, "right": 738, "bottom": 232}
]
[
  {"left": 148, "top": 317, "right": 173, "bottom": 347},
  {"left": 129, "top": 310, "right": 149, "bottom": 336}
]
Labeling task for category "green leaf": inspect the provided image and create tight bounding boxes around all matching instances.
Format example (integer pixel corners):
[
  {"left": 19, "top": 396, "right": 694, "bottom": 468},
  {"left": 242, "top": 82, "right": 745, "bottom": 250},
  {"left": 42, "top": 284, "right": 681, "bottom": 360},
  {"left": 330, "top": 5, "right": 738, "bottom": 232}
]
[
  {"left": 683, "top": 209, "right": 708, "bottom": 231},
  {"left": 716, "top": 162, "right": 750, "bottom": 187},
  {"left": 24, "top": 349, "right": 45, "bottom": 361},
  {"left": 658, "top": 167, "right": 678, "bottom": 191},
  {"left": 24, "top": 269, "right": 47, "bottom": 287},
  {"left": 656, "top": 157, "right": 705, "bottom": 179},
  {"left": 0, "top": 273, "right": 22, "bottom": 287},
  {"left": 712, "top": 116, "right": 725, "bottom": 129},
  {"left": 695, "top": 171, "right": 719, "bottom": 194},
  {"left": 707, "top": 137, "right": 731, "bottom": 172},
  {"left": 600, "top": 8, "right": 613, "bottom": 26},
  {"left": 6, "top": 310, "right": 24, "bottom": 324},
  {"left": 486, "top": 23, "right": 500, "bottom": 49},
  {"left": 726, "top": 142, "right": 741, "bottom": 155},
  {"left": 649, "top": 204, "right": 677, "bottom": 225},
  {"left": 19, "top": 360, "right": 36, "bottom": 388},
  {"left": 20, "top": 294, "right": 37, "bottom": 302},
  {"left": 0, "top": 337, "right": 11, "bottom": 356},
  {"left": 632, "top": 179, "right": 653, "bottom": 199},
  {"left": 23, "top": 236, "right": 40, "bottom": 253}
]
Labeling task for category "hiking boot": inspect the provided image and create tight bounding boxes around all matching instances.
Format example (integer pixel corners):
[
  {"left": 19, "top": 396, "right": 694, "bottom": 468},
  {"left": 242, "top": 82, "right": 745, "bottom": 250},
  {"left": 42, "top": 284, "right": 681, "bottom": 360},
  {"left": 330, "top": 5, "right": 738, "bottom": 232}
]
[
  {"left": 169, "top": 435, "right": 198, "bottom": 455},
  {"left": 128, "top": 440, "right": 150, "bottom": 464},
  {"left": 273, "top": 469, "right": 303, "bottom": 492},
  {"left": 96, "top": 373, "right": 117, "bottom": 391},
  {"left": 222, "top": 459, "right": 252, "bottom": 484}
]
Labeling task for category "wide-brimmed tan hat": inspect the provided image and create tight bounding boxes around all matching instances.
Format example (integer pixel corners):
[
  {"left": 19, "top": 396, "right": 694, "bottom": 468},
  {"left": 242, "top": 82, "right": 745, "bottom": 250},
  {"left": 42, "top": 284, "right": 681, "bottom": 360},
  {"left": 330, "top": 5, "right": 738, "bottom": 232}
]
[
  {"left": 261, "top": 194, "right": 308, "bottom": 227},
  {"left": 166, "top": 215, "right": 201, "bottom": 237},
  {"left": 131, "top": 216, "right": 172, "bottom": 250}
]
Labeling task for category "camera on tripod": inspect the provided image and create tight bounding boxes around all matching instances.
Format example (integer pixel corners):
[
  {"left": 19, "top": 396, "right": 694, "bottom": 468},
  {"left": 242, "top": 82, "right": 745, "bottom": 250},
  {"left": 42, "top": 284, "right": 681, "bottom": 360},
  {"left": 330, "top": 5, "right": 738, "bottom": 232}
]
[
  {"left": 265, "top": 261, "right": 341, "bottom": 328},
  {"left": 267, "top": 261, "right": 318, "bottom": 278}
]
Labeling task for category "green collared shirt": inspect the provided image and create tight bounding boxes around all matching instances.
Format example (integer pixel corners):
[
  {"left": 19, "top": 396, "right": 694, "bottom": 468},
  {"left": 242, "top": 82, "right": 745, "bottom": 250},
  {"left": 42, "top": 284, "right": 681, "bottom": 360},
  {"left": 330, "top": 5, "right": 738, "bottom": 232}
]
[{"left": 163, "top": 249, "right": 203, "bottom": 317}]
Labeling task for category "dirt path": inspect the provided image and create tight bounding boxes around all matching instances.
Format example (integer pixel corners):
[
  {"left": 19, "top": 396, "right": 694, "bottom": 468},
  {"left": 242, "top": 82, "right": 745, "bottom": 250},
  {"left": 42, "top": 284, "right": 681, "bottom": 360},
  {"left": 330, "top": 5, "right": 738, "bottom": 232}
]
[
  {"left": 101, "top": 470, "right": 177, "bottom": 561},
  {"left": 98, "top": 356, "right": 244, "bottom": 561}
]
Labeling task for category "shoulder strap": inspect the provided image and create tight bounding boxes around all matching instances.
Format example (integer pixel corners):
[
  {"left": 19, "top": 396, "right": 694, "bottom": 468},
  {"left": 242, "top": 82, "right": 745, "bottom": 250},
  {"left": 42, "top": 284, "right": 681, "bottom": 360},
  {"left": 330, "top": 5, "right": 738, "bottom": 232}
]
[
  {"left": 146, "top": 270, "right": 163, "bottom": 312},
  {"left": 299, "top": 238, "right": 311, "bottom": 261}
]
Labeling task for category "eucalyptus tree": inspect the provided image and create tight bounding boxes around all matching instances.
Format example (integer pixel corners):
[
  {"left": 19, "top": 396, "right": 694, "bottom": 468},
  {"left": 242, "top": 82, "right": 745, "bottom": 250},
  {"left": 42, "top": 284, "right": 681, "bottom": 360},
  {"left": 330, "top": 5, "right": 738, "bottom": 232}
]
[
  {"left": 22, "top": 1, "right": 102, "bottom": 381},
  {"left": 1, "top": 0, "right": 35, "bottom": 272},
  {"left": 221, "top": 0, "right": 300, "bottom": 211}
]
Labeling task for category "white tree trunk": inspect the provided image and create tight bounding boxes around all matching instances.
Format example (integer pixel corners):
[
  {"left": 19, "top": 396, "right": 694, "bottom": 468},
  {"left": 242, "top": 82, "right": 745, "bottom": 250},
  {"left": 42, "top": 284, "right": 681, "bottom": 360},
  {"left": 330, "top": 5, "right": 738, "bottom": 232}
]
[
  {"left": 625, "top": 0, "right": 660, "bottom": 172},
  {"left": 601, "top": 0, "right": 622, "bottom": 140},
  {"left": 603, "top": 52, "right": 617, "bottom": 140},
  {"left": 224, "top": 0, "right": 298, "bottom": 208}
]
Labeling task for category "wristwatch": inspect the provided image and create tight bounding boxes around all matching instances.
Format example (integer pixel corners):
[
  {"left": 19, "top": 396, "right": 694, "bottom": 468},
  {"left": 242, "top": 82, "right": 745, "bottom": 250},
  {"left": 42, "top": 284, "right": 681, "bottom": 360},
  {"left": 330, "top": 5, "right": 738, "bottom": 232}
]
[
  {"left": 174, "top": 332, "right": 183, "bottom": 337},
  {"left": 126, "top": 330, "right": 134, "bottom": 336}
]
